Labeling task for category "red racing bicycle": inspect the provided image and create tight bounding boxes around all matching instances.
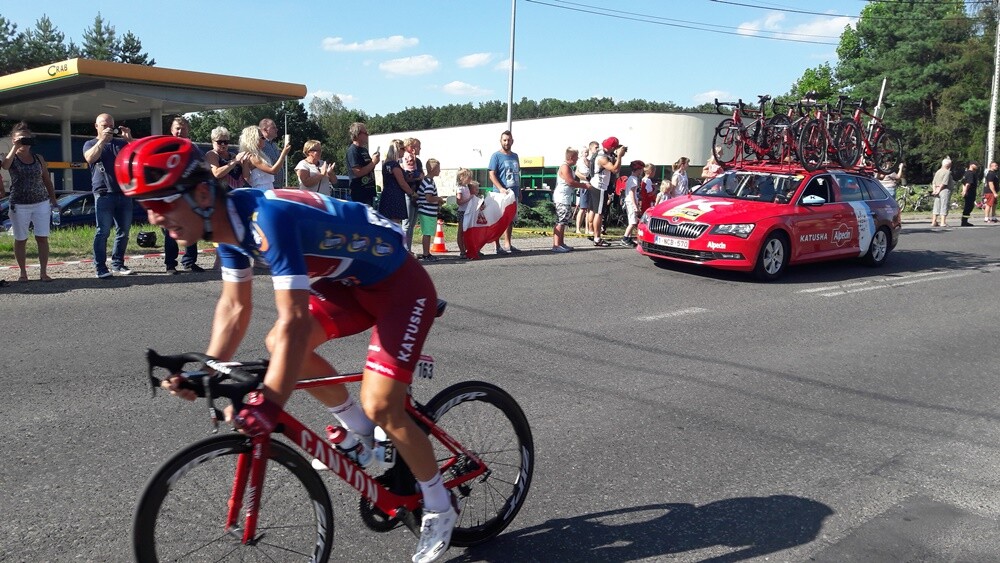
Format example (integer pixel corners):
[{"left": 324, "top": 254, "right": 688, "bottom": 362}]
[{"left": 132, "top": 310, "right": 534, "bottom": 562}]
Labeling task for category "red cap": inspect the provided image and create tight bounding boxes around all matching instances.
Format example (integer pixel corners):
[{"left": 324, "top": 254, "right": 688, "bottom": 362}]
[
  {"left": 630, "top": 160, "right": 645, "bottom": 171},
  {"left": 601, "top": 137, "right": 619, "bottom": 152}
]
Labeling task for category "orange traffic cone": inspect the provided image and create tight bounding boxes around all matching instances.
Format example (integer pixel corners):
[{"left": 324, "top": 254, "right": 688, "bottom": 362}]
[{"left": 431, "top": 219, "right": 448, "bottom": 253}]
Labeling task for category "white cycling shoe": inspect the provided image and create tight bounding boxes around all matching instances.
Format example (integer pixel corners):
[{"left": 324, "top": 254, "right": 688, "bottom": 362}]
[{"left": 412, "top": 505, "right": 458, "bottom": 563}]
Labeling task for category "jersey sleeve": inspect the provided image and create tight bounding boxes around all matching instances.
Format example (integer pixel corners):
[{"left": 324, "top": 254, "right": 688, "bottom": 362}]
[{"left": 252, "top": 204, "right": 310, "bottom": 291}]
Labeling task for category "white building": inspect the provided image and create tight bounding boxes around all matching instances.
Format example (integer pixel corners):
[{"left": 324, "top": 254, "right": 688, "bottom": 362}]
[{"left": 368, "top": 111, "right": 720, "bottom": 197}]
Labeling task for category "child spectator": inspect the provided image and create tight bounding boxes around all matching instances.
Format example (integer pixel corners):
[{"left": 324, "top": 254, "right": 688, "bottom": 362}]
[
  {"left": 655, "top": 179, "right": 674, "bottom": 205},
  {"left": 454, "top": 169, "right": 478, "bottom": 259},
  {"left": 640, "top": 163, "right": 656, "bottom": 214},
  {"left": 621, "top": 160, "right": 644, "bottom": 246},
  {"left": 417, "top": 159, "right": 444, "bottom": 260}
]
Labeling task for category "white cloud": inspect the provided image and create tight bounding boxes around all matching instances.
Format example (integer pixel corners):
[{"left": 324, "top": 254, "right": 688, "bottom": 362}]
[
  {"left": 457, "top": 53, "right": 493, "bottom": 68},
  {"left": 336, "top": 93, "right": 358, "bottom": 105},
  {"left": 322, "top": 35, "right": 418, "bottom": 52},
  {"left": 379, "top": 54, "right": 440, "bottom": 76},
  {"left": 442, "top": 81, "right": 493, "bottom": 96},
  {"left": 693, "top": 90, "right": 735, "bottom": 105},
  {"left": 737, "top": 12, "right": 852, "bottom": 41},
  {"left": 494, "top": 58, "right": 524, "bottom": 71}
]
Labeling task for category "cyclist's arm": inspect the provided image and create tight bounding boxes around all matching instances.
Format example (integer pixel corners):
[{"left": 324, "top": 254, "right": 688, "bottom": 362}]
[
  {"left": 206, "top": 278, "right": 254, "bottom": 362},
  {"left": 260, "top": 288, "right": 313, "bottom": 405}
]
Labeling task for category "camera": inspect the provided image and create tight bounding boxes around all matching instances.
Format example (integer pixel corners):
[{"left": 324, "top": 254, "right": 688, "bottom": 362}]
[
  {"left": 620, "top": 145, "right": 628, "bottom": 153},
  {"left": 111, "top": 127, "right": 122, "bottom": 136},
  {"left": 18, "top": 137, "right": 35, "bottom": 146}
]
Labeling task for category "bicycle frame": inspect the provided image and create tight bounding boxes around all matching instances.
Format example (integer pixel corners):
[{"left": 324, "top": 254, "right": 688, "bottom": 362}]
[
  {"left": 228, "top": 368, "right": 487, "bottom": 545},
  {"left": 715, "top": 96, "right": 772, "bottom": 162}
]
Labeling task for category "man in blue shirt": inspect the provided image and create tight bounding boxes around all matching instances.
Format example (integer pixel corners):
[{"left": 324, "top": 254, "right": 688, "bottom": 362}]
[
  {"left": 487, "top": 130, "right": 521, "bottom": 253},
  {"left": 259, "top": 118, "right": 286, "bottom": 187},
  {"left": 82, "top": 113, "right": 135, "bottom": 278}
]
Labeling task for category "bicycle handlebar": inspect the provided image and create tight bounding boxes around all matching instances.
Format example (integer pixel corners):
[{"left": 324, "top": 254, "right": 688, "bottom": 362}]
[{"left": 146, "top": 349, "right": 267, "bottom": 430}]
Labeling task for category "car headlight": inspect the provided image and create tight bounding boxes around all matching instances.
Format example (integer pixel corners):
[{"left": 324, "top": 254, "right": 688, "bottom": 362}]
[
  {"left": 710, "top": 223, "right": 755, "bottom": 238},
  {"left": 640, "top": 210, "right": 651, "bottom": 226}
]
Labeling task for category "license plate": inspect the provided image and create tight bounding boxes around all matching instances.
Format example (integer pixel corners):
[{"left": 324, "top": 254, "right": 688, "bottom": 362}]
[{"left": 654, "top": 235, "right": 689, "bottom": 249}]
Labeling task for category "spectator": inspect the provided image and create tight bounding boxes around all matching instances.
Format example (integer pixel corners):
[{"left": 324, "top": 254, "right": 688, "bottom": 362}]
[
  {"left": 2, "top": 122, "right": 59, "bottom": 282},
  {"left": 985, "top": 161, "right": 999, "bottom": 223},
  {"left": 346, "top": 122, "right": 380, "bottom": 206},
  {"left": 377, "top": 139, "right": 415, "bottom": 227},
  {"left": 960, "top": 161, "right": 979, "bottom": 227},
  {"left": 552, "top": 147, "right": 589, "bottom": 253},
  {"left": 295, "top": 140, "right": 337, "bottom": 196},
  {"left": 640, "top": 163, "right": 656, "bottom": 214},
  {"left": 163, "top": 116, "right": 204, "bottom": 273},
  {"left": 671, "top": 157, "right": 691, "bottom": 197},
  {"left": 488, "top": 130, "right": 521, "bottom": 253},
  {"left": 205, "top": 126, "right": 249, "bottom": 191},
  {"left": 82, "top": 113, "right": 134, "bottom": 278},
  {"left": 259, "top": 118, "right": 286, "bottom": 187},
  {"left": 401, "top": 137, "right": 425, "bottom": 254},
  {"left": 655, "top": 179, "right": 675, "bottom": 205},
  {"left": 574, "top": 141, "right": 598, "bottom": 235},
  {"left": 416, "top": 158, "right": 443, "bottom": 261},
  {"left": 701, "top": 155, "right": 722, "bottom": 181},
  {"left": 454, "top": 169, "right": 478, "bottom": 258},
  {"left": 877, "top": 162, "right": 904, "bottom": 199},
  {"left": 931, "top": 157, "right": 954, "bottom": 227},
  {"left": 240, "top": 125, "right": 290, "bottom": 190},
  {"left": 589, "top": 136, "right": 626, "bottom": 247},
  {"left": 621, "top": 160, "right": 645, "bottom": 246}
]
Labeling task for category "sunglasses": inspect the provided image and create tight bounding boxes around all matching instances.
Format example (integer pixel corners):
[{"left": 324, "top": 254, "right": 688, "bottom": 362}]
[
  {"left": 215, "top": 139, "right": 229, "bottom": 144},
  {"left": 138, "top": 192, "right": 184, "bottom": 214}
]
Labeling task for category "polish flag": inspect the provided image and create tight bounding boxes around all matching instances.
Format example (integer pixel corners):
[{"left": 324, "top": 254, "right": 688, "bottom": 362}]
[{"left": 461, "top": 189, "right": 517, "bottom": 259}]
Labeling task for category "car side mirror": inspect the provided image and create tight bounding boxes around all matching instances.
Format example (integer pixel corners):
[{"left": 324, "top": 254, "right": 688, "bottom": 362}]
[{"left": 801, "top": 194, "right": 826, "bottom": 206}]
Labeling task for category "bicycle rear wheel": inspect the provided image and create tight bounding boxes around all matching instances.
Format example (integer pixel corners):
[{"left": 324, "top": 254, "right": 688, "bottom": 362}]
[
  {"left": 425, "top": 381, "right": 534, "bottom": 547},
  {"left": 872, "top": 129, "right": 903, "bottom": 175},
  {"left": 712, "top": 118, "right": 740, "bottom": 165},
  {"left": 765, "top": 115, "right": 790, "bottom": 162},
  {"left": 133, "top": 434, "right": 334, "bottom": 563},
  {"left": 797, "top": 118, "right": 827, "bottom": 172}
]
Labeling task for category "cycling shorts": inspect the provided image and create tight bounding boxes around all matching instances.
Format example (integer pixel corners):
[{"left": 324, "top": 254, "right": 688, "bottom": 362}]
[{"left": 309, "top": 256, "right": 437, "bottom": 384}]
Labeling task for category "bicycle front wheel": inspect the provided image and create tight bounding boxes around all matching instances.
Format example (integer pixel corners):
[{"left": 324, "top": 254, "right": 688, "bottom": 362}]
[
  {"left": 797, "top": 118, "right": 827, "bottom": 172},
  {"left": 835, "top": 119, "right": 862, "bottom": 168},
  {"left": 425, "top": 381, "right": 534, "bottom": 547},
  {"left": 712, "top": 118, "right": 740, "bottom": 165},
  {"left": 873, "top": 129, "right": 903, "bottom": 175},
  {"left": 134, "top": 434, "right": 334, "bottom": 563}
]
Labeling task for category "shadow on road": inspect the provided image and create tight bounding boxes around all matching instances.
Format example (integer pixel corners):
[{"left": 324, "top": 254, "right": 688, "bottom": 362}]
[{"left": 451, "top": 495, "right": 833, "bottom": 563}]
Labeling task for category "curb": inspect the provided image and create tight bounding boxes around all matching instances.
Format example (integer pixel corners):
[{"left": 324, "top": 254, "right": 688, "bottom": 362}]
[{"left": 0, "top": 246, "right": 217, "bottom": 271}]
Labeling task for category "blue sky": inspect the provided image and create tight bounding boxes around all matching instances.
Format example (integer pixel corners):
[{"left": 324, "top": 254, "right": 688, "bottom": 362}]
[{"left": 5, "top": 1, "right": 864, "bottom": 116}]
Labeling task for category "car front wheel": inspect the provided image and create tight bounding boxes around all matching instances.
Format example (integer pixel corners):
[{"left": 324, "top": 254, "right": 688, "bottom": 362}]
[
  {"left": 862, "top": 227, "right": 890, "bottom": 267},
  {"left": 753, "top": 232, "right": 789, "bottom": 281}
]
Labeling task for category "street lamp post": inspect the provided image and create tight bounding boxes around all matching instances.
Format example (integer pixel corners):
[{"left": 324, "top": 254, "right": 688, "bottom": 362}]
[{"left": 506, "top": 0, "right": 516, "bottom": 133}]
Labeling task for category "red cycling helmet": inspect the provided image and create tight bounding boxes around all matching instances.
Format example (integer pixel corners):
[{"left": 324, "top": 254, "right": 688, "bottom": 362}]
[{"left": 115, "top": 135, "right": 209, "bottom": 198}]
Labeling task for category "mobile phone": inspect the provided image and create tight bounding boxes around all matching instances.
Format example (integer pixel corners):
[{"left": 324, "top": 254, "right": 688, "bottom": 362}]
[{"left": 374, "top": 146, "right": 380, "bottom": 154}]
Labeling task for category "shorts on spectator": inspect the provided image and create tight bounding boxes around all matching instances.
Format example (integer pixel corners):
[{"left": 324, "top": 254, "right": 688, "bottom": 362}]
[
  {"left": 418, "top": 213, "right": 437, "bottom": 235},
  {"left": 578, "top": 189, "right": 591, "bottom": 210},
  {"left": 554, "top": 203, "right": 572, "bottom": 226},
  {"left": 986, "top": 193, "right": 997, "bottom": 207},
  {"left": 588, "top": 187, "right": 606, "bottom": 214},
  {"left": 626, "top": 202, "right": 639, "bottom": 226},
  {"left": 10, "top": 201, "right": 51, "bottom": 240}
]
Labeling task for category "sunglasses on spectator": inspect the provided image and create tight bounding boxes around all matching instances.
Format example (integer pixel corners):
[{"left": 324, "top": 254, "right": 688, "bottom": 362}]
[
  {"left": 138, "top": 192, "right": 184, "bottom": 214},
  {"left": 214, "top": 139, "right": 229, "bottom": 144}
]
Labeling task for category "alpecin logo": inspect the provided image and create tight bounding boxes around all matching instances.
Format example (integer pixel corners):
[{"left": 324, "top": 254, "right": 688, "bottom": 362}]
[{"left": 832, "top": 224, "right": 853, "bottom": 247}]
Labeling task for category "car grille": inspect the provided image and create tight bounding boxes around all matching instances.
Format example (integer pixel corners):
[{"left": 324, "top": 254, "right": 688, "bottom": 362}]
[
  {"left": 647, "top": 218, "right": 709, "bottom": 239},
  {"left": 640, "top": 241, "right": 717, "bottom": 262}
]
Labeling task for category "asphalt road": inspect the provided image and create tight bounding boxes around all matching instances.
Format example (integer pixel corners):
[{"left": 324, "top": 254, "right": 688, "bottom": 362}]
[{"left": 2, "top": 222, "right": 1000, "bottom": 562}]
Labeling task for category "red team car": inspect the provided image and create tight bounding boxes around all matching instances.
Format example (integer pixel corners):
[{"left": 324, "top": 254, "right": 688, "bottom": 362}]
[{"left": 635, "top": 164, "right": 901, "bottom": 280}]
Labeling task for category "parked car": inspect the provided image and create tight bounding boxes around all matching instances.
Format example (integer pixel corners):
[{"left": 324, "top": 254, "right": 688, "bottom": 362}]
[
  {"left": 2, "top": 190, "right": 78, "bottom": 232},
  {"left": 635, "top": 163, "right": 902, "bottom": 281},
  {"left": 52, "top": 190, "right": 149, "bottom": 229}
]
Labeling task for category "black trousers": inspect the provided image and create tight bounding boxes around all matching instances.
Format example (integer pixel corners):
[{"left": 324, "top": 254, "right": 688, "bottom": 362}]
[{"left": 962, "top": 195, "right": 977, "bottom": 222}]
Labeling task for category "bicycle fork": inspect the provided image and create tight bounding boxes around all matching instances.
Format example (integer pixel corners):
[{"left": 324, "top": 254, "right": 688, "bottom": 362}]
[{"left": 226, "top": 436, "right": 271, "bottom": 545}]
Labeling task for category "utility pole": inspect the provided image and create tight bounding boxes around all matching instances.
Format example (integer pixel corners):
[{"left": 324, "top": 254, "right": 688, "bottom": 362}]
[
  {"left": 988, "top": 0, "right": 1000, "bottom": 166},
  {"left": 506, "top": 0, "right": 516, "bottom": 133}
]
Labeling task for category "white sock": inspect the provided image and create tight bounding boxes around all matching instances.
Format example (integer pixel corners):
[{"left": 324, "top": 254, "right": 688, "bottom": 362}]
[
  {"left": 418, "top": 473, "right": 451, "bottom": 513},
  {"left": 328, "top": 397, "right": 375, "bottom": 439}
]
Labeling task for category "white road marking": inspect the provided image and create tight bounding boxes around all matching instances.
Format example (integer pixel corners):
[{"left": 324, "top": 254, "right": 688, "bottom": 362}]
[
  {"left": 798, "top": 269, "right": 978, "bottom": 297},
  {"left": 637, "top": 307, "right": 709, "bottom": 321}
]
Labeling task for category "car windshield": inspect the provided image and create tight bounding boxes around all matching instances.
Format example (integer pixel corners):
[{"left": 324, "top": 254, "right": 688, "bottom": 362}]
[{"left": 693, "top": 171, "right": 802, "bottom": 204}]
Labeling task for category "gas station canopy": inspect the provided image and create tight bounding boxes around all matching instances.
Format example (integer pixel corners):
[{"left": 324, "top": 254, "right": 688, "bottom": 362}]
[{"left": 0, "top": 58, "right": 306, "bottom": 124}]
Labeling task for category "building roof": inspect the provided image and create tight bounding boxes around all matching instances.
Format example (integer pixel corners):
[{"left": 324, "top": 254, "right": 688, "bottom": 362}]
[{"left": 0, "top": 58, "right": 306, "bottom": 123}]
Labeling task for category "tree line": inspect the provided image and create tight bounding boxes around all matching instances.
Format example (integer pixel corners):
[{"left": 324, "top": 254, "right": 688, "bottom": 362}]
[{"left": 2, "top": 3, "right": 998, "bottom": 182}]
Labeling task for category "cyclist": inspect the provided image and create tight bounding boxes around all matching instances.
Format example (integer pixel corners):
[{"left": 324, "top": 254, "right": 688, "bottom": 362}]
[{"left": 115, "top": 136, "right": 456, "bottom": 563}]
